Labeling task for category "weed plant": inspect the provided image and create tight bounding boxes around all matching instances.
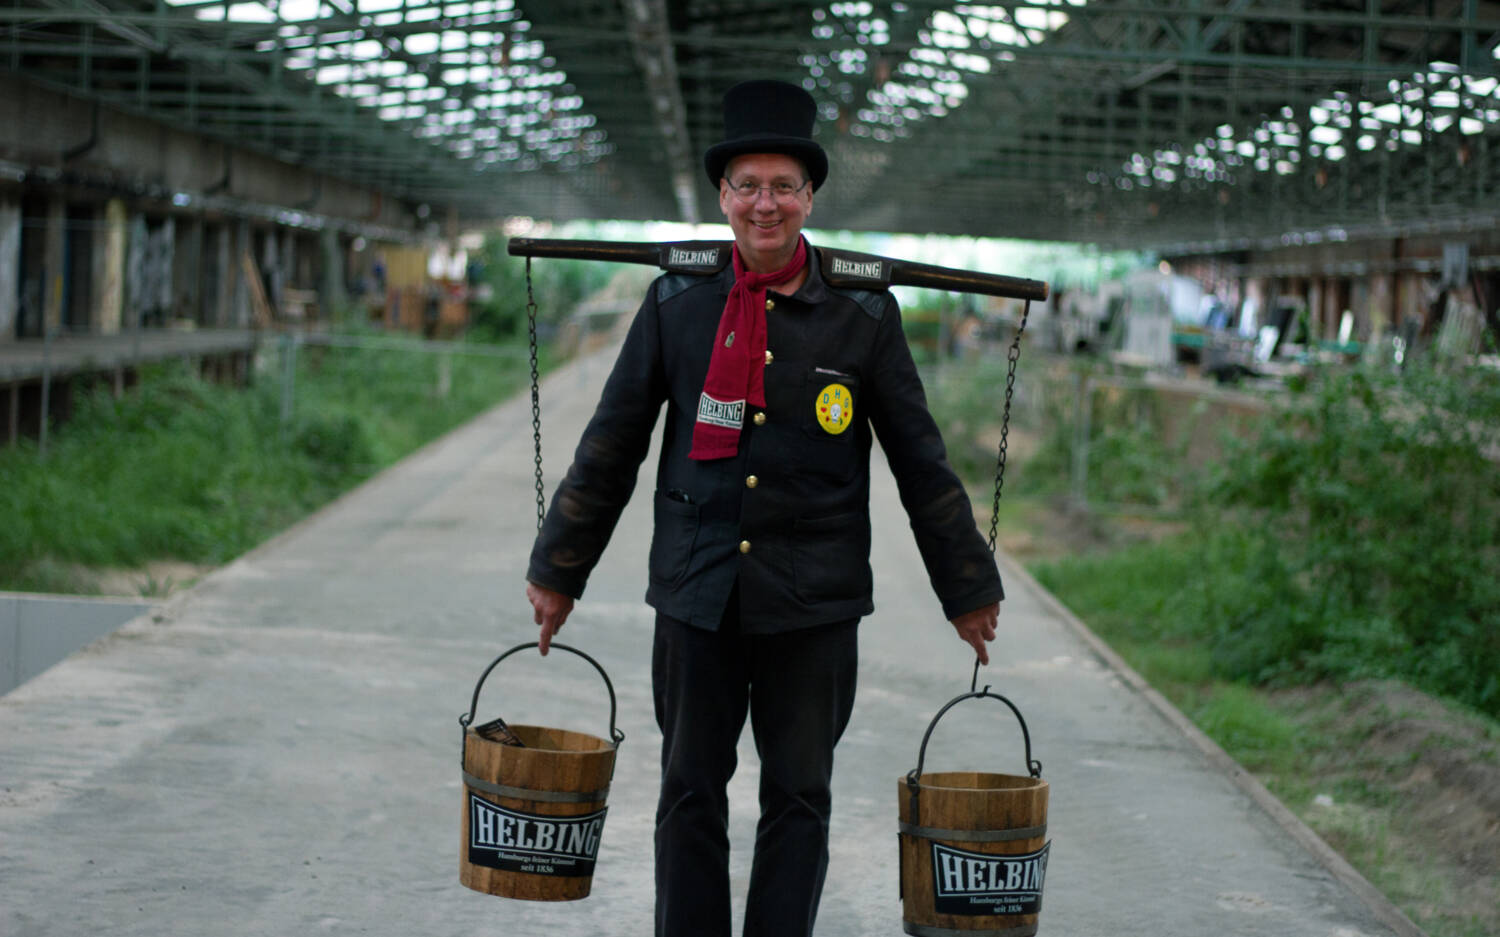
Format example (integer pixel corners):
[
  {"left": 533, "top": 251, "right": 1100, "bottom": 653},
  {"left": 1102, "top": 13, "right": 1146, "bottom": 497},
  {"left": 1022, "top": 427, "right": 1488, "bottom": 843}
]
[
  {"left": 1197, "top": 364, "right": 1500, "bottom": 715},
  {"left": 930, "top": 353, "right": 1193, "bottom": 510},
  {"left": 924, "top": 355, "right": 1018, "bottom": 484},
  {"left": 931, "top": 349, "right": 1500, "bottom": 937},
  {"left": 469, "top": 237, "right": 619, "bottom": 341},
  {"left": 0, "top": 338, "right": 535, "bottom": 593},
  {"left": 1019, "top": 361, "right": 1500, "bottom": 719},
  {"left": 1018, "top": 368, "right": 1190, "bottom": 508}
]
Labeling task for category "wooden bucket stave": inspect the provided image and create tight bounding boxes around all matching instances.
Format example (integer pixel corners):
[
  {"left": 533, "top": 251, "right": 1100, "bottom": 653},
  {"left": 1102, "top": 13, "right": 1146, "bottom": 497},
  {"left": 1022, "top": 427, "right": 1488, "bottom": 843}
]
[
  {"left": 899, "top": 690, "right": 1049, "bottom": 936},
  {"left": 458, "top": 642, "right": 625, "bottom": 900}
]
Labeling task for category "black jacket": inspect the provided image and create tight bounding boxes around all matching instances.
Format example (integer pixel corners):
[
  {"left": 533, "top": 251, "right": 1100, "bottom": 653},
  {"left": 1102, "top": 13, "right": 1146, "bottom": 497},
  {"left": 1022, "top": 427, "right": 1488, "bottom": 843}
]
[{"left": 526, "top": 246, "right": 1003, "bottom": 632}]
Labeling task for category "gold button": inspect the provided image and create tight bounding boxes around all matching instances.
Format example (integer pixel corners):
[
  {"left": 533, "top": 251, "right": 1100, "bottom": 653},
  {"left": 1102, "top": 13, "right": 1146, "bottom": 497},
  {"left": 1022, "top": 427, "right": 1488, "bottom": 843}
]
[
  {"left": 753, "top": 412, "right": 766, "bottom": 426},
  {"left": 764, "top": 350, "right": 774, "bottom": 365},
  {"left": 765, "top": 299, "right": 775, "bottom": 311},
  {"left": 739, "top": 540, "right": 752, "bottom": 554},
  {"left": 746, "top": 475, "right": 758, "bottom": 489}
]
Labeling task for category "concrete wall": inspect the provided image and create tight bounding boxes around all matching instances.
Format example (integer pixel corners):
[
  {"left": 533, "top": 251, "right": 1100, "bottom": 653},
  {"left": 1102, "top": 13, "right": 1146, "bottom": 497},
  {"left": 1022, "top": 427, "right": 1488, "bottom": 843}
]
[
  {"left": 0, "top": 71, "right": 423, "bottom": 341},
  {"left": 1, "top": 593, "right": 157, "bottom": 695},
  {"left": 0, "top": 74, "right": 416, "bottom": 231}
]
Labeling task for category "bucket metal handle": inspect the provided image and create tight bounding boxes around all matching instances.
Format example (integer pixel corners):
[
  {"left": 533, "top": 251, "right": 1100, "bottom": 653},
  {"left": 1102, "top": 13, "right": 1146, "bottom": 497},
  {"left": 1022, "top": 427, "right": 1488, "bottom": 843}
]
[
  {"left": 459, "top": 642, "right": 626, "bottom": 756},
  {"left": 904, "top": 683, "right": 1041, "bottom": 814}
]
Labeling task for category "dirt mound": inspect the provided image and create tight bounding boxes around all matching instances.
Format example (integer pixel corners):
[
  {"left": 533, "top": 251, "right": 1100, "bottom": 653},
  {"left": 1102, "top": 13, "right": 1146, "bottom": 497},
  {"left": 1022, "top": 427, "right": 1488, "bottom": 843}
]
[
  {"left": 1288, "top": 679, "right": 1500, "bottom": 934},
  {"left": 1344, "top": 681, "right": 1500, "bottom": 875}
]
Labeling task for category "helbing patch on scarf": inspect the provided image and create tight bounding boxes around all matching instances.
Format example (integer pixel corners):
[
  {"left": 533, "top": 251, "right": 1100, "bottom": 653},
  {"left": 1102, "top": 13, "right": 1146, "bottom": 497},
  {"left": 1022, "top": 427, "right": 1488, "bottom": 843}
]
[
  {"left": 815, "top": 383, "right": 853, "bottom": 435},
  {"left": 697, "top": 392, "right": 745, "bottom": 429}
]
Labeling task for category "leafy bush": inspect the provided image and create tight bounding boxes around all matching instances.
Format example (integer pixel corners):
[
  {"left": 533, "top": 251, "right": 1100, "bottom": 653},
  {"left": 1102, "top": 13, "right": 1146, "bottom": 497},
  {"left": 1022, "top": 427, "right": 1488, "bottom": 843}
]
[
  {"left": 292, "top": 411, "right": 377, "bottom": 479},
  {"left": 469, "top": 235, "right": 617, "bottom": 341},
  {"left": 978, "top": 363, "right": 1191, "bottom": 509},
  {"left": 924, "top": 356, "right": 1016, "bottom": 483},
  {"left": 1197, "top": 365, "right": 1500, "bottom": 714},
  {"left": 972, "top": 354, "right": 1500, "bottom": 718},
  {"left": 0, "top": 338, "right": 534, "bottom": 591}
]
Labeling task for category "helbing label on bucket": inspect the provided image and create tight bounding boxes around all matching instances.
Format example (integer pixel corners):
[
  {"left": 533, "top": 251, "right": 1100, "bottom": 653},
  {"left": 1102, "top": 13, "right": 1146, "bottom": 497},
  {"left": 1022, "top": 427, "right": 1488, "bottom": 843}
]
[
  {"left": 930, "top": 841, "right": 1050, "bottom": 916},
  {"left": 468, "top": 794, "right": 607, "bottom": 876}
]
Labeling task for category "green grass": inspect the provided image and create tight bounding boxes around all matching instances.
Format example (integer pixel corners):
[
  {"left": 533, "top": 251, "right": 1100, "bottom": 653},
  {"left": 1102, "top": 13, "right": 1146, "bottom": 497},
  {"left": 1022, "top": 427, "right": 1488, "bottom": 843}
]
[
  {"left": 0, "top": 336, "right": 540, "bottom": 593},
  {"left": 1032, "top": 542, "right": 1499, "bottom": 937},
  {"left": 1029, "top": 538, "right": 1213, "bottom": 691},
  {"left": 925, "top": 350, "right": 1500, "bottom": 937}
]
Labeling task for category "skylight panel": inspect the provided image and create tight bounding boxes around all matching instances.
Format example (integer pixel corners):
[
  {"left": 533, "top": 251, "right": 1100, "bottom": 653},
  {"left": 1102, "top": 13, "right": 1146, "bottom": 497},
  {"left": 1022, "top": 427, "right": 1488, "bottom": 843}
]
[
  {"left": 315, "top": 63, "right": 354, "bottom": 84},
  {"left": 226, "top": 2, "right": 276, "bottom": 21},
  {"left": 275, "top": 0, "right": 320, "bottom": 21},
  {"left": 240, "top": 3, "right": 608, "bottom": 172},
  {"left": 347, "top": 39, "right": 383, "bottom": 59},
  {"left": 1096, "top": 55, "right": 1500, "bottom": 195},
  {"left": 810, "top": 3, "right": 1068, "bottom": 142}
]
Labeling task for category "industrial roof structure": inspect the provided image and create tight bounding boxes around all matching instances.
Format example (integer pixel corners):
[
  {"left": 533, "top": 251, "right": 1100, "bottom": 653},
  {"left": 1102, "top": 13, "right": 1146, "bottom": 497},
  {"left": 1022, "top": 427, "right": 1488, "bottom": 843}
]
[{"left": 5, "top": 1, "right": 1500, "bottom": 248}]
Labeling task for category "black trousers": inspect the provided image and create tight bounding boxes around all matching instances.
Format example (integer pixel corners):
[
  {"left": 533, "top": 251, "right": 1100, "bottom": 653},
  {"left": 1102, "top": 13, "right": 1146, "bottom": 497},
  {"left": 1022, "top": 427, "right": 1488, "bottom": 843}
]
[{"left": 652, "top": 605, "right": 859, "bottom": 937}]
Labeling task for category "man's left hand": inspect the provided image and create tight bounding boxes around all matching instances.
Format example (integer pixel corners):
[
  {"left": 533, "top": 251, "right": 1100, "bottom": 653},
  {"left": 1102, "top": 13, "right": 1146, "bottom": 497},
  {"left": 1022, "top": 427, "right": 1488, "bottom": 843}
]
[{"left": 950, "top": 602, "right": 999, "bottom": 666}]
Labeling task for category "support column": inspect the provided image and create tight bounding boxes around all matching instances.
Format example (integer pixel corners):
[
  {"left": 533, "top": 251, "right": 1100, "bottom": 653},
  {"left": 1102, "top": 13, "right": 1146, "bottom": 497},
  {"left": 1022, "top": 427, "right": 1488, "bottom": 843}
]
[
  {"left": 320, "top": 227, "right": 346, "bottom": 320},
  {"left": 262, "top": 227, "right": 282, "bottom": 315},
  {"left": 125, "top": 212, "right": 148, "bottom": 332},
  {"left": 1307, "top": 277, "right": 1325, "bottom": 343},
  {"left": 1351, "top": 279, "right": 1372, "bottom": 341},
  {"left": 95, "top": 198, "right": 126, "bottom": 334},
  {"left": 1240, "top": 278, "right": 1267, "bottom": 337},
  {"left": 278, "top": 229, "right": 295, "bottom": 303},
  {"left": 177, "top": 216, "right": 202, "bottom": 323},
  {"left": 43, "top": 199, "right": 64, "bottom": 333},
  {"left": 213, "top": 224, "right": 232, "bottom": 326},
  {"left": 232, "top": 219, "right": 251, "bottom": 326},
  {"left": 1370, "top": 274, "right": 1393, "bottom": 338},
  {"left": 0, "top": 198, "right": 19, "bottom": 342},
  {"left": 144, "top": 216, "right": 174, "bottom": 326}
]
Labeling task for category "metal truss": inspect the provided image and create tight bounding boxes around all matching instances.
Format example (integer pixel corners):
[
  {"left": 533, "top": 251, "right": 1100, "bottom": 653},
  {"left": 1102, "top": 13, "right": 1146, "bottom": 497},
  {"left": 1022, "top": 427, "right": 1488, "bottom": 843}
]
[{"left": 2, "top": 0, "right": 1498, "bottom": 247}]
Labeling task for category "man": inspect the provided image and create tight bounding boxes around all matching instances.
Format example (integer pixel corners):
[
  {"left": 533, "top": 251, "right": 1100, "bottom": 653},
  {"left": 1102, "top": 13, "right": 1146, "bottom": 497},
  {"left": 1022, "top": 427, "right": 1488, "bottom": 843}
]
[{"left": 525, "top": 79, "right": 1003, "bottom": 937}]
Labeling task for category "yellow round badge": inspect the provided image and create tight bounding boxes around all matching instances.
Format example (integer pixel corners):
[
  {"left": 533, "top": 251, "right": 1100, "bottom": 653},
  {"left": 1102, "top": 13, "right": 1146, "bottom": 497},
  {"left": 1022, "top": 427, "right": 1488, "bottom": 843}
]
[{"left": 815, "top": 383, "right": 854, "bottom": 435}]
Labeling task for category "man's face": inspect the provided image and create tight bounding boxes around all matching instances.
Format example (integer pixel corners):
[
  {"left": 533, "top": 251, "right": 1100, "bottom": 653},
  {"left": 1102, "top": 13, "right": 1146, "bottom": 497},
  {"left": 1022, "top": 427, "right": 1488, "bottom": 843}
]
[{"left": 718, "top": 153, "right": 813, "bottom": 273}]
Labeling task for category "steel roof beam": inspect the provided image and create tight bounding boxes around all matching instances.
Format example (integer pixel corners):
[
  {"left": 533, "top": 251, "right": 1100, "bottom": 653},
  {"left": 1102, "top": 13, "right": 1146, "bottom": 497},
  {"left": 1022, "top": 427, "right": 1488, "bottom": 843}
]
[{"left": 622, "top": 0, "right": 698, "bottom": 222}]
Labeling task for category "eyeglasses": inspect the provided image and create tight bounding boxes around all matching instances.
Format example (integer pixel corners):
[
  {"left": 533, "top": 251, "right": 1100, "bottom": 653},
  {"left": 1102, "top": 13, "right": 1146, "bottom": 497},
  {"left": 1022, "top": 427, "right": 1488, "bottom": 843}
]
[{"left": 724, "top": 178, "right": 810, "bottom": 204}]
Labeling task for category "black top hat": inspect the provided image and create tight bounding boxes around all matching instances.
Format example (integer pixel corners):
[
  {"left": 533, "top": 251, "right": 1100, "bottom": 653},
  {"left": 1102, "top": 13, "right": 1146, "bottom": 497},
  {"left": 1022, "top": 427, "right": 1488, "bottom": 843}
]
[{"left": 703, "top": 80, "right": 828, "bottom": 191}]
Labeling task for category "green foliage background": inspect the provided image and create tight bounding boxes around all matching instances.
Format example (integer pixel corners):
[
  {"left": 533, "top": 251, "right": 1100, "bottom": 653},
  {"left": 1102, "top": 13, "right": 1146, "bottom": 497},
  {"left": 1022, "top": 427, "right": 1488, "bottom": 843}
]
[
  {"left": 0, "top": 338, "right": 535, "bottom": 593},
  {"left": 1004, "top": 362, "right": 1500, "bottom": 719},
  {"left": 468, "top": 239, "right": 619, "bottom": 341},
  {"left": 1194, "top": 366, "right": 1500, "bottom": 711}
]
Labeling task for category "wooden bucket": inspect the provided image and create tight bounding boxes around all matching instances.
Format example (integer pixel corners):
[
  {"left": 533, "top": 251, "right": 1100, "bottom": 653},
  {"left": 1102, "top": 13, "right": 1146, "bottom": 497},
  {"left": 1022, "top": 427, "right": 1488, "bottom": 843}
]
[
  {"left": 899, "top": 687, "right": 1049, "bottom": 936},
  {"left": 458, "top": 642, "right": 624, "bottom": 900}
]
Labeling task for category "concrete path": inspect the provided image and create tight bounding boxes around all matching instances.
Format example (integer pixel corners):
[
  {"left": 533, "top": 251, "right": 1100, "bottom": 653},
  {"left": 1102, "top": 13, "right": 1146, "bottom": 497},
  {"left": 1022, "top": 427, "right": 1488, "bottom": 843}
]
[{"left": 1, "top": 345, "right": 1413, "bottom": 937}]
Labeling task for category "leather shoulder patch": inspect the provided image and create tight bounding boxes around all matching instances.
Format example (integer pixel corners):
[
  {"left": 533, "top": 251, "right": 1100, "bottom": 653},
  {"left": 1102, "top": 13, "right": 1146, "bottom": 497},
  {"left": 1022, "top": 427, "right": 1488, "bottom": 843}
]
[
  {"left": 656, "top": 272, "right": 714, "bottom": 306},
  {"left": 827, "top": 286, "right": 890, "bottom": 321}
]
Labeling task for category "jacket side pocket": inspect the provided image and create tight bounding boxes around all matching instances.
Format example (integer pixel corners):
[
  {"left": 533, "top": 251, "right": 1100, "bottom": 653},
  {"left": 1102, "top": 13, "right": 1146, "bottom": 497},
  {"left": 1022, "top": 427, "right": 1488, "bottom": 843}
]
[
  {"left": 649, "top": 490, "right": 700, "bottom": 588},
  {"left": 791, "top": 511, "right": 872, "bottom": 603}
]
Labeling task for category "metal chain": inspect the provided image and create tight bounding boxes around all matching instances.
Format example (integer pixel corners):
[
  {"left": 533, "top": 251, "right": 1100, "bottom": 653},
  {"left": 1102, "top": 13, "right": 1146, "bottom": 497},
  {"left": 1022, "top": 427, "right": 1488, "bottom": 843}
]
[
  {"left": 526, "top": 257, "right": 545, "bottom": 532},
  {"left": 987, "top": 299, "right": 1032, "bottom": 554}
]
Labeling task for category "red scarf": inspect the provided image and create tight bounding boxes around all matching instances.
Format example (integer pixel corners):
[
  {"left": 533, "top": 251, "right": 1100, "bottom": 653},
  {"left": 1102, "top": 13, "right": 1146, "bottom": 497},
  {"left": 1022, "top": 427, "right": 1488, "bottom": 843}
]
[{"left": 689, "top": 238, "right": 808, "bottom": 460}]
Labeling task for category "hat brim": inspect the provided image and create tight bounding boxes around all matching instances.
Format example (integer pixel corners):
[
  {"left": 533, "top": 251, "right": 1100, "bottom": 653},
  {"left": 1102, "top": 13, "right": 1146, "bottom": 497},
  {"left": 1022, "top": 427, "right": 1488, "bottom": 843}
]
[{"left": 705, "top": 135, "right": 828, "bottom": 192}]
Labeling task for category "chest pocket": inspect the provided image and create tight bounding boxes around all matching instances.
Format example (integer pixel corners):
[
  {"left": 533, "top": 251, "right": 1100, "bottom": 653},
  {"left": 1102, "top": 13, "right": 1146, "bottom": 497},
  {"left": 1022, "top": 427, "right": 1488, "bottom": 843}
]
[{"left": 799, "top": 367, "right": 861, "bottom": 480}]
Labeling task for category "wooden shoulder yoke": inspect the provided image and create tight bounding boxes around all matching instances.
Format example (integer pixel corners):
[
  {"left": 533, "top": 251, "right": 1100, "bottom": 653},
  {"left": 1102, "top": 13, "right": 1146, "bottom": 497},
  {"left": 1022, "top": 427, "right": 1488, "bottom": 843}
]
[{"left": 508, "top": 237, "right": 1047, "bottom": 302}]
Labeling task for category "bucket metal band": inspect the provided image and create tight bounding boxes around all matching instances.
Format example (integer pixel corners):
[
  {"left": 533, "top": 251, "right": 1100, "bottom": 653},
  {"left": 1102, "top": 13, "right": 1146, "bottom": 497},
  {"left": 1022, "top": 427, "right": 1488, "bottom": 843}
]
[
  {"left": 463, "top": 771, "right": 609, "bottom": 804},
  {"left": 898, "top": 822, "right": 1047, "bottom": 844},
  {"left": 903, "top": 922, "right": 1037, "bottom": 937}
]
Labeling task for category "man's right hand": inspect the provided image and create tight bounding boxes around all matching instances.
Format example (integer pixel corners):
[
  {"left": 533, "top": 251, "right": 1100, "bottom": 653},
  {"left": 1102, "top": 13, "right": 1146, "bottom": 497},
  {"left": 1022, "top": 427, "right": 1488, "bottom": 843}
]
[{"left": 526, "top": 582, "right": 575, "bottom": 656}]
